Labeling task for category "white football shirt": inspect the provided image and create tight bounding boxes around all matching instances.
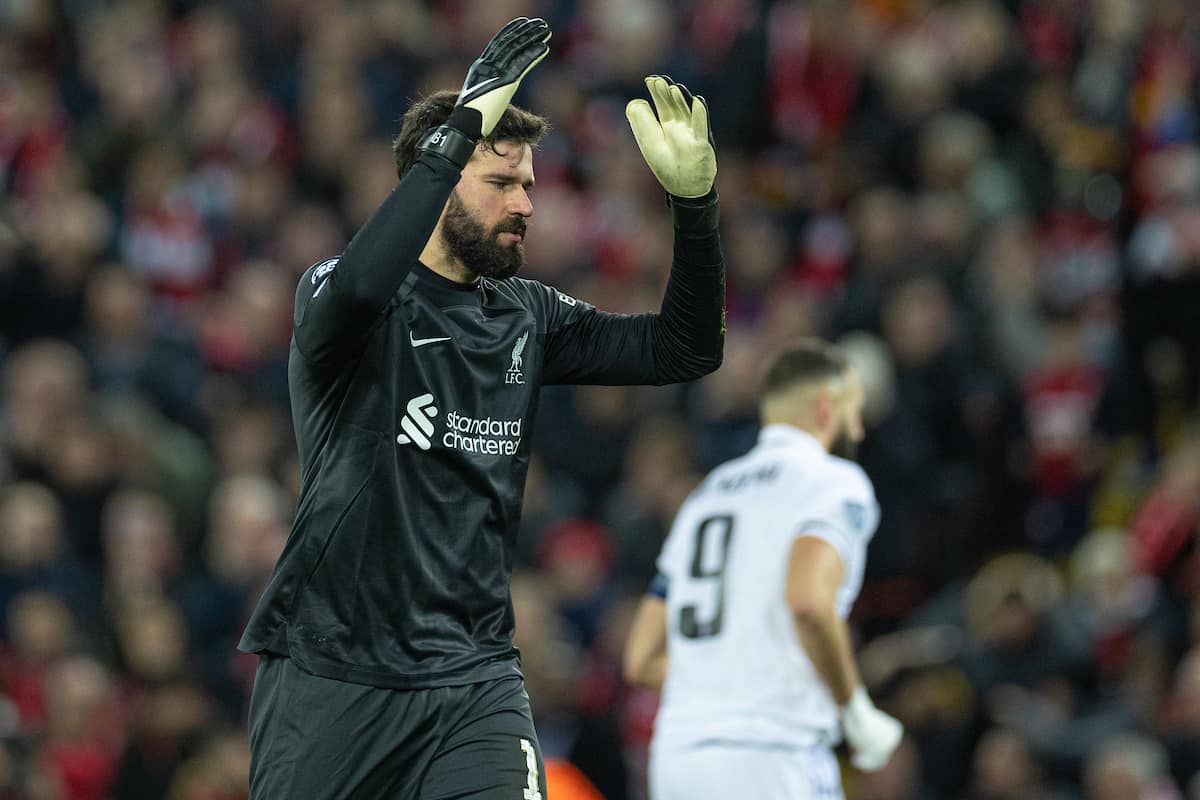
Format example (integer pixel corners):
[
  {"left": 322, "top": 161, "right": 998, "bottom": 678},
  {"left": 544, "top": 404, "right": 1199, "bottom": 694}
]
[{"left": 651, "top": 424, "right": 879, "bottom": 751}]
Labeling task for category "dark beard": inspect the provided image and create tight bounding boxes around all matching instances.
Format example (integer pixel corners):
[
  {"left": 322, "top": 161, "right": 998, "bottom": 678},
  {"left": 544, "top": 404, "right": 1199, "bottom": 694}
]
[
  {"left": 441, "top": 191, "right": 526, "bottom": 280},
  {"left": 830, "top": 427, "right": 858, "bottom": 461}
]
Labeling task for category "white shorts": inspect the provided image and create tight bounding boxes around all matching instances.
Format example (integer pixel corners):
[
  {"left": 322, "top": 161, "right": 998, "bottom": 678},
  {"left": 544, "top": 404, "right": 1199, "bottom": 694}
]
[{"left": 649, "top": 740, "right": 844, "bottom": 800}]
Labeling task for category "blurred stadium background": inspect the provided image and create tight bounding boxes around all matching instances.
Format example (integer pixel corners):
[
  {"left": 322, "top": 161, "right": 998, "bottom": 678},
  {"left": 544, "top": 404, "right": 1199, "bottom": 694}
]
[{"left": 1, "top": 0, "right": 1200, "bottom": 797}]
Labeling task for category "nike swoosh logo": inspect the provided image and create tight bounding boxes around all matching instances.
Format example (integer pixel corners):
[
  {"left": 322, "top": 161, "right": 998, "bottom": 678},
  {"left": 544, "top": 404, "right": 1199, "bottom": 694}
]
[
  {"left": 410, "top": 333, "right": 452, "bottom": 348},
  {"left": 312, "top": 277, "right": 330, "bottom": 298},
  {"left": 468, "top": 76, "right": 503, "bottom": 94}
]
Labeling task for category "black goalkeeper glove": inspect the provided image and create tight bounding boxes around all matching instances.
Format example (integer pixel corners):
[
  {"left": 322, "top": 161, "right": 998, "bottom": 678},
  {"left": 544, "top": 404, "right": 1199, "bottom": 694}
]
[{"left": 419, "top": 17, "right": 552, "bottom": 168}]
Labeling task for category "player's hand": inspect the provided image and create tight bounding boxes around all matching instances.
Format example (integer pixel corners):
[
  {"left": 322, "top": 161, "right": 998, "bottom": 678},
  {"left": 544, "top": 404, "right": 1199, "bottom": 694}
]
[
  {"left": 839, "top": 687, "right": 903, "bottom": 772},
  {"left": 625, "top": 75, "right": 717, "bottom": 198},
  {"left": 456, "top": 17, "right": 552, "bottom": 139}
]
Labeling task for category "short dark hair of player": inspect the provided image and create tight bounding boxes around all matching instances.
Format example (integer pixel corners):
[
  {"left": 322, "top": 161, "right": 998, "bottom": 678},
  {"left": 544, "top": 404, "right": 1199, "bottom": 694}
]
[
  {"left": 392, "top": 90, "right": 550, "bottom": 179},
  {"left": 761, "top": 338, "right": 849, "bottom": 399}
]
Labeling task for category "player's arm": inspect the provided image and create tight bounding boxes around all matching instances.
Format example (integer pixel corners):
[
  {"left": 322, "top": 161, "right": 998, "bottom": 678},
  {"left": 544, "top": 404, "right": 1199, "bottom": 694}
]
[
  {"left": 787, "top": 536, "right": 860, "bottom": 703},
  {"left": 293, "top": 17, "right": 551, "bottom": 365},
  {"left": 540, "top": 77, "right": 724, "bottom": 386},
  {"left": 623, "top": 591, "right": 669, "bottom": 692},
  {"left": 786, "top": 535, "right": 902, "bottom": 772}
]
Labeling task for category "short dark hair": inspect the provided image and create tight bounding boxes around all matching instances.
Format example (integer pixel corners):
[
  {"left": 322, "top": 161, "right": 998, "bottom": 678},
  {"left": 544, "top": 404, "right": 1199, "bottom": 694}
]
[
  {"left": 392, "top": 90, "right": 550, "bottom": 178},
  {"left": 762, "top": 339, "right": 849, "bottom": 398}
]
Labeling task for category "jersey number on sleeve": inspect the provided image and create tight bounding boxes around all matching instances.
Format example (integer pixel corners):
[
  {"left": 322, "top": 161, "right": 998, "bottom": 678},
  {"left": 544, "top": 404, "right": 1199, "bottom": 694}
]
[{"left": 679, "top": 514, "right": 734, "bottom": 639}]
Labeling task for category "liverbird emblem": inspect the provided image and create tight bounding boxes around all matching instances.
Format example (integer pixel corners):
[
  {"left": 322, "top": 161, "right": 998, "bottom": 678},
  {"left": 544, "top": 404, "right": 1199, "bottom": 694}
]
[{"left": 507, "top": 331, "right": 530, "bottom": 384}]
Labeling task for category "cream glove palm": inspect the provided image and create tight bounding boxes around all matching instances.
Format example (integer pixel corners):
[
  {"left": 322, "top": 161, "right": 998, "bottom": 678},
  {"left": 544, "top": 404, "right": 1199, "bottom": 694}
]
[{"left": 625, "top": 75, "right": 717, "bottom": 198}]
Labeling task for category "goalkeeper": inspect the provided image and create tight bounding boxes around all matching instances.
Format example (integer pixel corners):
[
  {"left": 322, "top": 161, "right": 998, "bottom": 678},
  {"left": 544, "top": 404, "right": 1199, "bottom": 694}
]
[{"left": 239, "top": 17, "right": 726, "bottom": 799}]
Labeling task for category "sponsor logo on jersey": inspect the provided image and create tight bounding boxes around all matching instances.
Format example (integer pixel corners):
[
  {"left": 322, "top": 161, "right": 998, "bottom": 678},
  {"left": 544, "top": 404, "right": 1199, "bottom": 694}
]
[
  {"left": 506, "top": 331, "right": 529, "bottom": 385},
  {"left": 395, "top": 393, "right": 523, "bottom": 455},
  {"left": 556, "top": 291, "right": 577, "bottom": 306},
  {"left": 395, "top": 394, "right": 439, "bottom": 450},
  {"left": 444, "top": 409, "right": 522, "bottom": 454}
]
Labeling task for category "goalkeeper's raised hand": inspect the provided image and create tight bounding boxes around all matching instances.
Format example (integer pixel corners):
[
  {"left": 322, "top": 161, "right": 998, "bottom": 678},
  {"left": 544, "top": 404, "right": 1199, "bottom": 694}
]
[
  {"left": 421, "top": 17, "right": 551, "bottom": 167},
  {"left": 625, "top": 75, "right": 717, "bottom": 199},
  {"left": 457, "top": 17, "right": 551, "bottom": 138}
]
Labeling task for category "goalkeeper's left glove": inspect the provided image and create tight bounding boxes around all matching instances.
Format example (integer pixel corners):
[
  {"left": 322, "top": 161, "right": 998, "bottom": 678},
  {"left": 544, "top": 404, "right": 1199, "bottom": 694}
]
[{"left": 625, "top": 75, "right": 717, "bottom": 199}]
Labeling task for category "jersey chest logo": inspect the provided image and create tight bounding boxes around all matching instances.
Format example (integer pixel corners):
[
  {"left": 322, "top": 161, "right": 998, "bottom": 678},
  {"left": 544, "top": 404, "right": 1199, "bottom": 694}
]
[
  {"left": 506, "top": 330, "right": 530, "bottom": 385},
  {"left": 395, "top": 393, "right": 439, "bottom": 450},
  {"left": 395, "top": 391, "right": 524, "bottom": 456}
]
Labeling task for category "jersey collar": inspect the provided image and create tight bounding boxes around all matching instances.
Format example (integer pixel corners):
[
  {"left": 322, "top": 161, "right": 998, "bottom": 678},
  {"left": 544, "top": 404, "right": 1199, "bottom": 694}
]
[
  {"left": 412, "top": 261, "right": 483, "bottom": 308},
  {"left": 757, "top": 424, "right": 826, "bottom": 456}
]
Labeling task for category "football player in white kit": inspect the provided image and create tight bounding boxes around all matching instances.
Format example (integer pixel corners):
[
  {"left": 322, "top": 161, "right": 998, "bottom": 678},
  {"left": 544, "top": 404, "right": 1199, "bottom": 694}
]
[{"left": 624, "top": 338, "right": 903, "bottom": 799}]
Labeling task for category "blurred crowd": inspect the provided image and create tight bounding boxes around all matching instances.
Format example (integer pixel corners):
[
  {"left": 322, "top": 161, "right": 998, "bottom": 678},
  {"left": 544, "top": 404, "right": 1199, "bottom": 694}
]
[{"left": 1, "top": 0, "right": 1200, "bottom": 797}]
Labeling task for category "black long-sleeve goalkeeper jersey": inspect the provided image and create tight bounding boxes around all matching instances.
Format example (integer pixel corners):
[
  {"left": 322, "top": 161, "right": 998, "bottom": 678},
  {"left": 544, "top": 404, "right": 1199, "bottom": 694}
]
[{"left": 238, "top": 148, "right": 725, "bottom": 689}]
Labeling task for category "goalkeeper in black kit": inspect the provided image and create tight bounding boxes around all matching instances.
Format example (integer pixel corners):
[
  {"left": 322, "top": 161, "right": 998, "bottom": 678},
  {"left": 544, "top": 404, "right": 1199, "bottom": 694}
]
[{"left": 238, "top": 17, "right": 726, "bottom": 800}]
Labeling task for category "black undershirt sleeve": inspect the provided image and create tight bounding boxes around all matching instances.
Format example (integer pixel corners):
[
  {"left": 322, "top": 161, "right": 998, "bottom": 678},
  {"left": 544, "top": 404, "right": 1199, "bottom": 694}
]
[
  {"left": 293, "top": 154, "right": 463, "bottom": 365},
  {"left": 541, "top": 193, "right": 726, "bottom": 386}
]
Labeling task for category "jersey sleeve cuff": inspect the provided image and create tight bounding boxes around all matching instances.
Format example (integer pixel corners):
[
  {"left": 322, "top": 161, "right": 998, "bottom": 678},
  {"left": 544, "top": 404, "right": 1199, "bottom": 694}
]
[
  {"left": 668, "top": 189, "right": 719, "bottom": 237},
  {"left": 417, "top": 122, "right": 479, "bottom": 171}
]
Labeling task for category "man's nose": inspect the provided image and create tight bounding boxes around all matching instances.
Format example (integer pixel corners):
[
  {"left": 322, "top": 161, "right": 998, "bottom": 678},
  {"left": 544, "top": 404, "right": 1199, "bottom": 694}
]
[{"left": 510, "top": 187, "right": 533, "bottom": 217}]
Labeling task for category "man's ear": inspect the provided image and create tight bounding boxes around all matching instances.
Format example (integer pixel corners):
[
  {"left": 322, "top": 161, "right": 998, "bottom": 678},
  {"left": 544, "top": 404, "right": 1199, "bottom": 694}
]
[{"left": 812, "top": 388, "right": 834, "bottom": 433}]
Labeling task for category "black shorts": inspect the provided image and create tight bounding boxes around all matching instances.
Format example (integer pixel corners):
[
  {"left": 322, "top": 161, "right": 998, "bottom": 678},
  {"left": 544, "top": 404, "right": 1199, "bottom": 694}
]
[{"left": 248, "top": 655, "right": 547, "bottom": 799}]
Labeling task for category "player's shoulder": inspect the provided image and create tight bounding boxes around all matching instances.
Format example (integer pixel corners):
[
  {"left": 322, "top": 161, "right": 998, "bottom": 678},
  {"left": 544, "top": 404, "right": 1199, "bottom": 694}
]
[
  {"left": 295, "top": 256, "right": 342, "bottom": 312},
  {"left": 769, "top": 440, "right": 874, "bottom": 504},
  {"left": 304, "top": 256, "right": 341, "bottom": 284},
  {"left": 485, "top": 276, "right": 557, "bottom": 300},
  {"left": 811, "top": 453, "right": 875, "bottom": 504},
  {"left": 487, "top": 276, "right": 587, "bottom": 314},
  {"left": 485, "top": 275, "right": 538, "bottom": 300}
]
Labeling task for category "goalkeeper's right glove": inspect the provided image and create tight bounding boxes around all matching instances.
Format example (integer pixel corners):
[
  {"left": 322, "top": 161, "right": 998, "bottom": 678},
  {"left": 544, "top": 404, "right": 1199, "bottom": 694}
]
[
  {"left": 839, "top": 687, "right": 903, "bottom": 772},
  {"left": 419, "top": 17, "right": 551, "bottom": 168}
]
